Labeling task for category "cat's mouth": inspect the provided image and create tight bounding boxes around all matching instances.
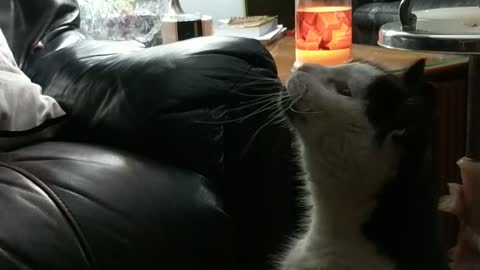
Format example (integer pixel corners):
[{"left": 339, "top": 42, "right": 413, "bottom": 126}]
[
  {"left": 290, "top": 66, "right": 353, "bottom": 98},
  {"left": 284, "top": 74, "right": 309, "bottom": 115},
  {"left": 284, "top": 70, "right": 352, "bottom": 117},
  {"left": 277, "top": 90, "right": 296, "bottom": 118}
]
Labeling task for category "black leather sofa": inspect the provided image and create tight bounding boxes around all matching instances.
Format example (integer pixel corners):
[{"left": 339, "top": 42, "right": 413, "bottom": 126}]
[
  {"left": 0, "top": 1, "right": 303, "bottom": 270},
  {"left": 353, "top": 0, "right": 480, "bottom": 45}
]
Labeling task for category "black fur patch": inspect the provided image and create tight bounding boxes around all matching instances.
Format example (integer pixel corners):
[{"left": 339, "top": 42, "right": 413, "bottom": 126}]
[
  {"left": 365, "top": 74, "right": 406, "bottom": 145},
  {"left": 362, "top": 63, "right": 450, "bottom": 270}
]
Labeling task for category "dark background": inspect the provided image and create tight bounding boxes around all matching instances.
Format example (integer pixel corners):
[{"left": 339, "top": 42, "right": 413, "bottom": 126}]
[{"left": 245, "top": 0, "right": 295, "bottom": 29}]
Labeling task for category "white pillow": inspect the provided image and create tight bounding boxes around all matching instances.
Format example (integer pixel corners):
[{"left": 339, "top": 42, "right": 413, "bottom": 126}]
[{"left": 0, "top": 28, "right": 66, "bottom": 131}]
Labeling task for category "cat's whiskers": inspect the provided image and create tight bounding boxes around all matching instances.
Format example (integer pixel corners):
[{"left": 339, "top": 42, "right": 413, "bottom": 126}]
[
  {"left": 197, "top": 88, "right": 296, "bottom": 156},
  {"left": 197, "top": 91, "right": 291, "bottom": 124},
  {"left": 197, "top": 100, "right": 276, "bottom": 124},
  {"left": 241, "top": 100, "right": 291, "bottom": 155},
  {"left": 231, "top": 80, "right": 287, "bottom": 98},
  {"left": 229, "top": 95, "right": 279, "bottom": 112},
  {"left": 232, "top": 89, "right": 286, "bottom": 98},
  {"left": 287, "top": 94, "right": 325, "bottom": 115}
]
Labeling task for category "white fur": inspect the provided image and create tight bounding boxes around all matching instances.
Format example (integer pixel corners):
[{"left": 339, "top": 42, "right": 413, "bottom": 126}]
[{"left": 278, "top": 63, "right": 399, "bottom": 270}]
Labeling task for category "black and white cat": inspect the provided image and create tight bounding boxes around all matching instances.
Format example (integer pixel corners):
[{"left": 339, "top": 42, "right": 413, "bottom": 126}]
[{"left": 277, "top": 60, "right": 450, "bottom": 270}]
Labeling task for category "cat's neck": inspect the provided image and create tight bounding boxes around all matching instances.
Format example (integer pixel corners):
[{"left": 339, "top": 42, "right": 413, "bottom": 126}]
[
  {"left": 299, "top": 144, "right": 395, "bottom": 237},
  {"left": 306, "top": 179, "right": 376, "bottom": 237}
]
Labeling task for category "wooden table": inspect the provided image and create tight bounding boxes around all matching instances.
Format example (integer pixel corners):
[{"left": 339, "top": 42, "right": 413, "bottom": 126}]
[
  {"left": 266, "top": 37, "right": 468, "bottom": 246},
  {"left": 267, "top": 36, "right": 468, "bottom": 82}
]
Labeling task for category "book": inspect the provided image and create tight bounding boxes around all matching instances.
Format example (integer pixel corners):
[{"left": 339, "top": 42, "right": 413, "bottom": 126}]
[
  {"left": 214, "top": 16, "right": 278, "bottom": 38},
  {"left": 257, "top": 25, "right": 287, "bottom": 45}
]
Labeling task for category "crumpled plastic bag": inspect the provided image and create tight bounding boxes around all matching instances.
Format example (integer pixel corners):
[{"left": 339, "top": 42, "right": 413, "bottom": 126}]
[
  {"left": 439, "top": 158, "right": 480, "bottom": 270},
  {"left": 78, "top": 0, "right": 166, "bottom": 47}
]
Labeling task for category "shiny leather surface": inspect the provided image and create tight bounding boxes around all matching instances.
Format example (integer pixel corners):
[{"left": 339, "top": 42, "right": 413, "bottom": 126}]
[
  {"left": 26, "top": 36, "right": 280, "bottom": 182},
  {"left": 0, "top": 142, "right": 233, "bottom": 270},
  {"left": 0, "top": 0, "right": 80, "bottom": 68},
  {"left": 0, "top": 1, "right": 302, "bottom": 269},
  {"left": 353, "top": 2, "right": 401, "bottom": 45},
  {"left": 24, "top": 34, "right": 301, "bottom": 269}
]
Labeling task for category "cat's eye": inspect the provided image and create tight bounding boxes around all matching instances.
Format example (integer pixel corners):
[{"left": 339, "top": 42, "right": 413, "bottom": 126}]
[{"left": 338, "top": 88, "right": 352, "bottom": 97}]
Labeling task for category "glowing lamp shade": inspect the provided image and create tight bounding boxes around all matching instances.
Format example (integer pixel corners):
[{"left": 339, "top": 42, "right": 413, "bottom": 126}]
[{"left": 295, "top": 0, "right": 352, "bottom": 66}]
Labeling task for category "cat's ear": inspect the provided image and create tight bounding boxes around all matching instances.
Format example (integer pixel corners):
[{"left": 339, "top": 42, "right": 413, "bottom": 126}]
[
  {"left": 402, "top": 59, "right": 433, "bottom": 102},
  {"left": 403, "top": 59, "right": 426, "bottom": 85}
]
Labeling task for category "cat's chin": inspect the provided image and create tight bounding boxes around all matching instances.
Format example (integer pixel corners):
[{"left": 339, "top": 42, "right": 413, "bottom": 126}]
[
  {"left": 279, "top": 88, "right": 302, "bottom": 121},
  {"left": 283, "top": 109, "right": 304, "bottom": 128},
  {"left": 284, "top": 107, "right": 295, "bottom": 119}
]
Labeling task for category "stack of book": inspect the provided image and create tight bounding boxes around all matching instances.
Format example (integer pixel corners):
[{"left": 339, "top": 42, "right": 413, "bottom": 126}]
[{"left": 214, "top": 15, "right": 287, "bottom": 44}]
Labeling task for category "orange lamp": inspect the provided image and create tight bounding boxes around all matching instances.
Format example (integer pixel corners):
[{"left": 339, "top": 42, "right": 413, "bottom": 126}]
[{"left": 295, "top": 0, "right": 352, "bottom": 67}]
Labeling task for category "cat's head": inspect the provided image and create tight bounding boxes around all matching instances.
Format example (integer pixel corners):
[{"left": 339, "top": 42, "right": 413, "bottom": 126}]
[{"left": 283, "top": 59, "right": 433, "bottom": 187}]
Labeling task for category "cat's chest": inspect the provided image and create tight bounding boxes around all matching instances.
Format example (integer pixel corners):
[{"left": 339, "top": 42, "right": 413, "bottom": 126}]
[{"left": 281, "top": 230, "right": 396, "bottom": 270}]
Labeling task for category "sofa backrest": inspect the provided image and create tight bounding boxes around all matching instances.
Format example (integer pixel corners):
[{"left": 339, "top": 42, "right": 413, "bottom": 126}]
[
  {"left": 0, "top": 0, "right": 80, "bottom": 69},
  {"left": 0, "top": 0, "right": 13, "bottom": 49}
]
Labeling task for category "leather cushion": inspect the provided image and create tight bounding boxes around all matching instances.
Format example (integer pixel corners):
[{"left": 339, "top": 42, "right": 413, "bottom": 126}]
[
  {"left": 0, "top": 141, "right": 233, "bottom": 270},
  {"left": 353, "top": 2, "right": 400, "bottom": 28}
]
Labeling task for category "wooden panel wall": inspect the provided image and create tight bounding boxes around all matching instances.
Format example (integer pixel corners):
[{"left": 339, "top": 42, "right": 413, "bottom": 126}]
[{"left": 427, "top": 63, "right": 468, "bottom": 247}]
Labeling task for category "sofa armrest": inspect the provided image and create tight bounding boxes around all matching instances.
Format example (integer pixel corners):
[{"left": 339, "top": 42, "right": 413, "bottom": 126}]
[
  {"left": 24, "top": 35, "right": 283, "bottom": 181},
  {"left": 352, "top": 1, "right": 401, "bottom": 45}
]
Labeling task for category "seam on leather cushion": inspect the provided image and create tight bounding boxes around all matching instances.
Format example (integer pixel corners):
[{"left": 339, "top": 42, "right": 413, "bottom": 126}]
[
  {"left": 0, "top": 115, "right": 67, "bottom": 137},
  {"left": 0, "top": 116, "right": 68, "bottom": 152},
  {"left": 0, "top": 161, "right": 96, "bottom": 270}
]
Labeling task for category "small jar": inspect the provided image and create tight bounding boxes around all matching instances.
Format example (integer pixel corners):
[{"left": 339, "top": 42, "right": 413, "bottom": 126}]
[
  {"left": 161, "top": 0, "right": 213, "bottom": 44},
  {"left": 295, "top": 0, "right": 352, "bottom": 67}
]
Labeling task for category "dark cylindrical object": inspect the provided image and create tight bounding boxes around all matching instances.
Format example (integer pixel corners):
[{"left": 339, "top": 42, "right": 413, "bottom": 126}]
[
  {"left": 399, "top": 0, "right": 417, "bottom": 31},
  {"left": 466, "top": 55, "right": 480, "bottom": 160},
  {"left": 168, "top": 0, "right": 184, "bottom": 15}
]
